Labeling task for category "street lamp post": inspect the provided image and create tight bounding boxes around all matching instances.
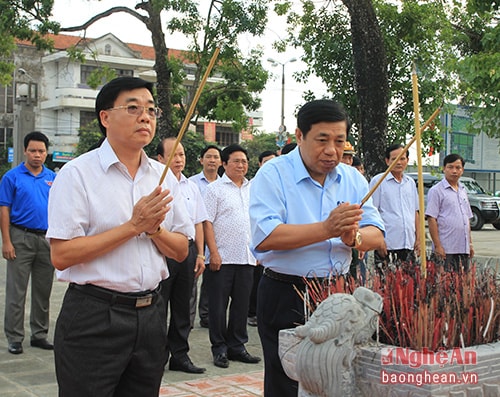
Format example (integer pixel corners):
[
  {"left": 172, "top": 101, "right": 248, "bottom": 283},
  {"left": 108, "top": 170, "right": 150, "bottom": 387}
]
[
  {"left": 13, "top": 70, "right": 38, "bottom": 167},
  {"left": 267, "top": 57, "right": 297, "bottom": 148}
]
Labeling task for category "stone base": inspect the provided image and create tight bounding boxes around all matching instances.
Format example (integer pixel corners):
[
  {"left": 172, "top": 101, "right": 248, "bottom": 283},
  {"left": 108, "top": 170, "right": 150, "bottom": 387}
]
[
  {"left": 280, "top": 329, "right": 500, "bottom": 397},
  {"left": 354, "top": 342, "right": 500, "bottom": 397}
]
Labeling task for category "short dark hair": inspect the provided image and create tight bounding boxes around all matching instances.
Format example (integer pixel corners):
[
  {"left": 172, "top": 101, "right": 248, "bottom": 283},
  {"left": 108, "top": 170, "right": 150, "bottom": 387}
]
[
  {"left": 352, "top": 156, "right": 362, "bottom": 167},
  {"left": 156, "top": 137, "right": 176, "bottom": 157},
  {"left": 443, "top": 153, "right": 465, "bottom": 167},
  {"left": 95, "top": 77, "right": 155, "bottom": 136},
  {"left": 24, "top": 131, "right": 49, "bottom": 150},
  {"left": 200, "top": 145, "right": 221, "bottom": 158},
  {"left": 281, "top": 142, "right": 297, "bottom": 155},
  {"left": 385, "top": 143, "right": 409, "bottom": 159},
  {"left": 258, "top": 150, "right": 276, "bottom": 163},
  {"left": 221, "top": 144, "right": 248, "bottom": 163},
  {"left": 297, "top": 99, "right": 351, "bottom": 137}
]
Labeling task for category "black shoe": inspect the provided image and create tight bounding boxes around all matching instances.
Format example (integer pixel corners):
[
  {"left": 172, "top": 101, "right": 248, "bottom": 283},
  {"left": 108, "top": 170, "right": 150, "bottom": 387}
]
[
  {"left": 8, "top": 342, "right": 23, "bottom": 354},
  {"left": 199, "top": 318, "right": 209, "bottom": 328},
  {"left": 228, "top": 349, "right": 261, "bottom": 364},
  {"left": 30, "top": 338, "right": 54, "bottom": 350},
  {"left": 247, "top": 316, "right": 258, "bottom": 327},
  {"left": 169, "top": 357, "right": 206, "bottom": 374},
  {"left": 213, "top": 353, "right": 229, "bottom": 368}
]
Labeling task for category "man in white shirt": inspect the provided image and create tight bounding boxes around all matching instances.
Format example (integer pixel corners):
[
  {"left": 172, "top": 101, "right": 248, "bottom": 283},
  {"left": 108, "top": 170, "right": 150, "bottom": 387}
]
[
  {"left": 156, "top": 137, "right": 207, "bottom": 374},
  {"left": 47, "top": 77, "right": 191, "bottom": 397},
  {"left": 369, "top": 143, "right": 420, "bottom": 269},
  {"left": 204, "top": 144, "right": 261, "bottom": 368}
]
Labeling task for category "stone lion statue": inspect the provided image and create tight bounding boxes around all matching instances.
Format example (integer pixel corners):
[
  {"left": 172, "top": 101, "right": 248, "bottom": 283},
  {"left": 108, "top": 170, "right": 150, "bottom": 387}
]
[{"left": 292, "top": 287, "right": 383, "bottom": 397}]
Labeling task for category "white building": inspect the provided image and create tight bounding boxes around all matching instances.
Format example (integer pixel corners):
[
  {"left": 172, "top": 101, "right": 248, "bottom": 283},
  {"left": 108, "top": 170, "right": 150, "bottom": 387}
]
[{"left": 1, "top": 33, "right": 263, "bottom": 165}]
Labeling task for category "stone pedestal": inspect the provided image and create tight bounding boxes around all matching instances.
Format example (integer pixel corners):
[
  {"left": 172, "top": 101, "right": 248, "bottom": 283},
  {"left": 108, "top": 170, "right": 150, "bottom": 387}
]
[
  {"left": 354, "top": 342, "right": 500, "bottom": 397},
  {"left": 278, "top": 287, "right": 383, "bottom": 397},
  {"left": 279, "top": 331, "right": 500, "bottom": 397}
]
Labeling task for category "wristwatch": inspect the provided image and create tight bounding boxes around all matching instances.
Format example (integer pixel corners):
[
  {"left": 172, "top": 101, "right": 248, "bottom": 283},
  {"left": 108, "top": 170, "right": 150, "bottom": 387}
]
[{"left": 348, "top": 230, "right": 362, "bottom": 248}]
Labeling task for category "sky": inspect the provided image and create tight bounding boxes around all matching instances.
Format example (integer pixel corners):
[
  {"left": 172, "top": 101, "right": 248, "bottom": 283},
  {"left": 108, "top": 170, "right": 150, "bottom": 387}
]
[{"left": 50, "top": 0, "right": 329, "bottom": 134}]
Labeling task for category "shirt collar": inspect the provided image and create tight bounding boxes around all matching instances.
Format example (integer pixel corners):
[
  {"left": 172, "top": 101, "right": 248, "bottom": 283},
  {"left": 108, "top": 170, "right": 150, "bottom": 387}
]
[
  {"left": 201, "top": 171, "right": 220, "bottom": 182},
  {"left": 290, "top": 147, "right": 341, "bottom": 187},
  {"left": 442, "top": 177, "right": 463, "bottom": 191},
  {"left": 387, "top": 172, "right": 409, "bottom": 183},
  {"left": 20, "top": 162, "right": 46, "bottom": 176},
  {"left": 221, "top": 172, "right": 249, "bottom": 187},
  {"left": 98, "top": 138, "right": 150, "bottom": 174}
]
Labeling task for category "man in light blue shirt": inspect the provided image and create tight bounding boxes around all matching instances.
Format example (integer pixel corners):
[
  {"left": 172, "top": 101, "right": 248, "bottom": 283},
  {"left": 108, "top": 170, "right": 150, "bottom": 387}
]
[
  {"left": 370, "top": 143, "right": 420, "bottom": 268},
  {"left": 249, "top": 99, "right": 384, "bottom": 397}
]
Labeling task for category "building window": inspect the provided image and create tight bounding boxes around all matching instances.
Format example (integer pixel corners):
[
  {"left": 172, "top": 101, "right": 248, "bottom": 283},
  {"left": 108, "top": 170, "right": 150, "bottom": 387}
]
[
  {"left": 80, "top": 65, "right": 97, "bottom": 85},
  {"left": 451, "top": 115, "right": 474, "bottom": 164},
  {"left": 80, "top": 111, "right": 96, "bottom": 129},
  {"left": 81, "top": 66, "right": 133, "bottom": 85},
  {"left": 195, "top": 123, "right": 238, "bottom": 147},
  {"left": 104, "top": 44, "right": 111, "bottom": 55},
  {"left": 183, "top": 65, "right": 197, "bottom": 76},
  {"left": 450, "top": 132, "right": 474, "bottom": 164},
  {"left": 216, "top": 126, "right": 238, "bottom": 147},
  {"left": 0, "top": 85, "right": 14, "bottom": 114},
  {"left": 116, "top": 69, "right": 133, "bottom": 77},
  {"left": 0, "top": 127, "right": 13, "bottom": 148}
]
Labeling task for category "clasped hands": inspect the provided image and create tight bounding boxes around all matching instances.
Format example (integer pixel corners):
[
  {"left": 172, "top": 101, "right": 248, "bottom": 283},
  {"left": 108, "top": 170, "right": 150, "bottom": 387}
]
[{"left": 131, "top": 186, "right": 172, "bottom": 236}]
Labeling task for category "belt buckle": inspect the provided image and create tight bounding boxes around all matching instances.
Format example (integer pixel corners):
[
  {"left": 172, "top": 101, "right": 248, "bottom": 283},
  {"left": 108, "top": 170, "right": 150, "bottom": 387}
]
[{"left": 135, "top": 295, "right": 153, "bottom": 308}]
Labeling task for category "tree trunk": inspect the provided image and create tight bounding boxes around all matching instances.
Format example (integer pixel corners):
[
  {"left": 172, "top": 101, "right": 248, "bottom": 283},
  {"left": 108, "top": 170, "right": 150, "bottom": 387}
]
[
  {"left": 341, "top": 0, "right": 388, "bottom": 177},
  {"left": 142, "top": 2, "right": 174, "bottom": 137}
]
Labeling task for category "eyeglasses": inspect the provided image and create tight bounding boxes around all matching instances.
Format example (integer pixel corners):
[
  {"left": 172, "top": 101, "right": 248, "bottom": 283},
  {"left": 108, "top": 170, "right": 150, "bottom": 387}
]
[
  {"left": 106, "top": 105, "right": 162, "bottom": 119},
  {"left": 228, "top": 159, "right": 248, "bottom": 165}
]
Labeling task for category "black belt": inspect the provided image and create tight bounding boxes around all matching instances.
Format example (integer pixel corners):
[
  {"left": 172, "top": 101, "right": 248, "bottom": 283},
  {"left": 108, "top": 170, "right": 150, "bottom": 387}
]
[
  {"left": 11, "top": 223, "right": 46, "bottom": 235},
  {"left": 263, "top": 267, "right": 329, "bottom": 285},
  {"left": 69, "top": 283, "right": 161, "bottom": 308}
]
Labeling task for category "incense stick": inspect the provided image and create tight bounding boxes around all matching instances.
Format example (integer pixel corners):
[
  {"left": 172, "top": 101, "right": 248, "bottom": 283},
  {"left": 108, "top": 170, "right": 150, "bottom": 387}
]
[
  {"left": 360, "top": 105, "right": 441, "bottom": 207},
  {"left": 158, "top": 47, "right": 221, "bottom": 185}
]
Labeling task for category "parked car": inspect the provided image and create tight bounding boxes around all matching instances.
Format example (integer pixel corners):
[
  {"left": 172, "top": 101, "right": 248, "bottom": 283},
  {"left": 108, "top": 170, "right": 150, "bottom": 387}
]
[{"left": 407, "top": 173, "right": 500, "bottom": 231}]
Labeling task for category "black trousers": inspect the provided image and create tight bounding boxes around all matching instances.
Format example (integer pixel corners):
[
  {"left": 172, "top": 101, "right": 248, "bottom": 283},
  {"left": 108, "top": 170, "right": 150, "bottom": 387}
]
[
  {"left": 198, "top": 270, "right": 209, "bottom": 323},
  {"left": 430, "top": 253, "right": 470, "bottom": 272},
  {"left": 205, "top": 264, "right": 253, "bottom": 356},
  {"left": 161, "top": 241, "right": 197, "bottom": 361},
  {"left": 257, "top": 274, "right": 306, "bottom": 397},
  {"left": 54, "top": 285, "right": 167, "bottom": 397},
  {"left": 248, "top": 264, "right": 264, "bottom": 318},
  {"left": 374, "top": 248, "right": 416, "bottom": 267}
]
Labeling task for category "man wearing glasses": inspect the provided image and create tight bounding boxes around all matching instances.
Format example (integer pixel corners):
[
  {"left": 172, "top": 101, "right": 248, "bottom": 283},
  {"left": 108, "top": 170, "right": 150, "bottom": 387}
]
[
  {"left": 46, "top": 77, "right": 191, "bottom": 396},
  {"left": 203, "top": 144, "right": 261, "bottom": 369}
]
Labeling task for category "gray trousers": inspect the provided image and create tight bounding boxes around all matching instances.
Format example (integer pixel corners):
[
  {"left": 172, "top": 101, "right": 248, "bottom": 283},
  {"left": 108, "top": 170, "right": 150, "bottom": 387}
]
[{"left": 4, "top": 226, "right": 54, "bottom": 343}]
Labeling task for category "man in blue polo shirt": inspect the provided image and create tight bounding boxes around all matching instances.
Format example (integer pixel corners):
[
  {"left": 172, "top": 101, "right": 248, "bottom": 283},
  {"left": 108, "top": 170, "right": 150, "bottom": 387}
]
[{"left": 0, "top": 131, "right": 56, "bottom": 354}]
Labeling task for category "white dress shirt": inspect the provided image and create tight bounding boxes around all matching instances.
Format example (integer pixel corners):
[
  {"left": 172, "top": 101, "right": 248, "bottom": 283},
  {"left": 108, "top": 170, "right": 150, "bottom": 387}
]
[
  {"left": 46, "top": 139, "right": 192, "bottom": 292},
  {"left": 175, "top": 173, "right": 208, "bottom": 239}
]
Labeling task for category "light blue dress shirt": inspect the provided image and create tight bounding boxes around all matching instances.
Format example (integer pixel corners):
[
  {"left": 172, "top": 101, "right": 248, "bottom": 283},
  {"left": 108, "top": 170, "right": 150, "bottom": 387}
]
[
  {"left": 369, "top": 172, "right": 419, "bottom": 250},
  {"left": 249, "top": 148, "right": 384, "bottom": 277},
  {"left": 188, "top": 171, "right": 220, "bottom": 197},
  {"left": 425, "top": 178, "right": 472, "bottom": 254}
]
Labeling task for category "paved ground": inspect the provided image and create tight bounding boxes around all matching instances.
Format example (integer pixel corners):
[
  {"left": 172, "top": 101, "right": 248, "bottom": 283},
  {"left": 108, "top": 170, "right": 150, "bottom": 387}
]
[
  {"left": 0, "top": 225, "right": 498, "bottom": 396},
  {"left": 0, "top": 267, "right": 264, "bottom": 397}
]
